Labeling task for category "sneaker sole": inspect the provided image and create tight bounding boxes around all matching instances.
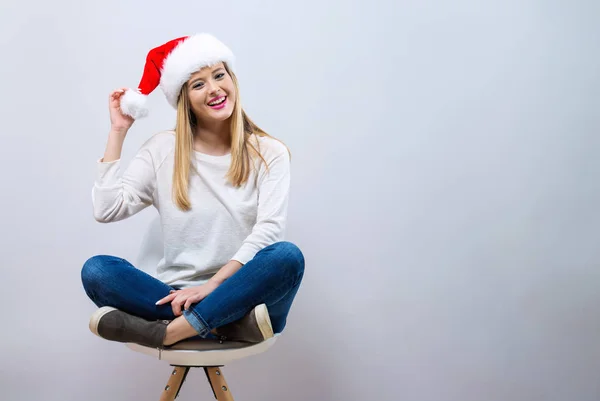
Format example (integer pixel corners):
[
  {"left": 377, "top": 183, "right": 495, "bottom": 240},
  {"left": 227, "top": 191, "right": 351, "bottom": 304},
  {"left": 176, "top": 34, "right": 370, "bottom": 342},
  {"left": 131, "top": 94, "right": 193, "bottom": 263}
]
[
  {"left": 254, "top": 304, "right": 274, "bottom": 340},
  {"left": 89, "top": 306, "right": 117, "bottom": 337}
]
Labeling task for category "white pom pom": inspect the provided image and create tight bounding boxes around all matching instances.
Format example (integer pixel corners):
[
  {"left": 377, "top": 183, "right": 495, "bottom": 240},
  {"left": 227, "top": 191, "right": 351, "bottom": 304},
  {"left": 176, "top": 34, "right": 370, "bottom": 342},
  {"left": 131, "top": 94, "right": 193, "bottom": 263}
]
[{"left": 120, "top": 89, "right": 149, "bottom": 119}]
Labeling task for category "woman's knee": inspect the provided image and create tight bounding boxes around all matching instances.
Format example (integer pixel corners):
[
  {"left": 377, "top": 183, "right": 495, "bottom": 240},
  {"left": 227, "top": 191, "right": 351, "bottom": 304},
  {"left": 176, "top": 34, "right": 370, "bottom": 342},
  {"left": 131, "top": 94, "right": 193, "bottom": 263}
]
[
  {"left": 269, "top": 241, "right": 305, "bottom": 277},
  {"left": 81, "top": 255, "right": 119, "bottom": 289}
]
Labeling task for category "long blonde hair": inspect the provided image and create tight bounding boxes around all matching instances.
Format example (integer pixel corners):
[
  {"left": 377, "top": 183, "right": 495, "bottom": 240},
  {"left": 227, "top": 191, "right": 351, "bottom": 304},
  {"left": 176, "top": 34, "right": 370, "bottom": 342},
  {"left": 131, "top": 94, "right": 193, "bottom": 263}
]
[{"left": 172, "top": 62, "right": 288, "bottom": 211}]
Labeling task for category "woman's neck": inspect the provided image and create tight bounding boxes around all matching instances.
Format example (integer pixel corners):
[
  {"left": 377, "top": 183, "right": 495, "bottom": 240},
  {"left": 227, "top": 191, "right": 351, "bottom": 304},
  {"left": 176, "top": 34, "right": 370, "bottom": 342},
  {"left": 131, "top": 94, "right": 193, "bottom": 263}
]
[{"left": 193, "top": 121, "right": 231, "bottom": 156}]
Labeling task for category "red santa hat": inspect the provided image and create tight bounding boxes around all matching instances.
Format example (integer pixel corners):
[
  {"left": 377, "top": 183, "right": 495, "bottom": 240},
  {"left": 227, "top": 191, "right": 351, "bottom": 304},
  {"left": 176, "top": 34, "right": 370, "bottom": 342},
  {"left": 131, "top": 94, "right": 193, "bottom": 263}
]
[{"left": 120, "top": 33, "right": 235, "bottom": 119}]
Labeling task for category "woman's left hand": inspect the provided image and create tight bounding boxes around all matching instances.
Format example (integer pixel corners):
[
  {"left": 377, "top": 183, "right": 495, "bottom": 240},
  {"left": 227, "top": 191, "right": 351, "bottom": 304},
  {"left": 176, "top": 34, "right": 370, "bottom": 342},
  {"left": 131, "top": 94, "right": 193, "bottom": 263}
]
[{"left": 156, "top": 281, "right": 219, "bottom": 316}]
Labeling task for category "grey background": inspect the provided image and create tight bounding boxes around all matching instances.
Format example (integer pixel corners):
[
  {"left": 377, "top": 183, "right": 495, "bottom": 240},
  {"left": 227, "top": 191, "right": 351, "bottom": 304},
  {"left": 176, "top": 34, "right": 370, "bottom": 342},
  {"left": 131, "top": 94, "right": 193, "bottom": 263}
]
[{"left": 1, "top": 0, "right": 599, "bottom": 400}]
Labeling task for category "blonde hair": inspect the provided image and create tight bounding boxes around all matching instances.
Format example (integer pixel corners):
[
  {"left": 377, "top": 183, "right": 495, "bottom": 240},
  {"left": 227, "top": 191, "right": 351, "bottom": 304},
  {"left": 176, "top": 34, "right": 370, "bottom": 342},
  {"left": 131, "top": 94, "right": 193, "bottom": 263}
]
[{"left": 172, "top": 62, "right": 288, "bottom": 211}]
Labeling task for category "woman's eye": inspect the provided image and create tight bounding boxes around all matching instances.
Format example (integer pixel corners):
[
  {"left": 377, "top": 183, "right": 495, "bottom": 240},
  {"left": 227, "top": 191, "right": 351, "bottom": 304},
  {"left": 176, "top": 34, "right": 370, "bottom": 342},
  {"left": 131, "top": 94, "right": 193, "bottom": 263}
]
[
  {"left": 193, "top": 83, "right": 204, "bottom": 89},
  {"left": 215, "top": 73, "right": 225, "bottom": 79}
]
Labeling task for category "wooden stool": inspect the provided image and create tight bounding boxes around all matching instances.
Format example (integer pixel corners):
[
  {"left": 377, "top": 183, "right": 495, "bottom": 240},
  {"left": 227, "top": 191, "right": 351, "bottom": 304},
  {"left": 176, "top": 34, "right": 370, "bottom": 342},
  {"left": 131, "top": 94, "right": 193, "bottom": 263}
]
[{"left": 125, "top": 336, "right": 278, "bottom": 401}]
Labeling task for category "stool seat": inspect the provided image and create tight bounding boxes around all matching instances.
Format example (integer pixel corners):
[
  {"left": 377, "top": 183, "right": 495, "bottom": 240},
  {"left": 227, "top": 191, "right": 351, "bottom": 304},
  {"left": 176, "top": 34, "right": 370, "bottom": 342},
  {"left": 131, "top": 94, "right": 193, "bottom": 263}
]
[{"left": 126, "top": 335, "right": 279, "bottom": 367}]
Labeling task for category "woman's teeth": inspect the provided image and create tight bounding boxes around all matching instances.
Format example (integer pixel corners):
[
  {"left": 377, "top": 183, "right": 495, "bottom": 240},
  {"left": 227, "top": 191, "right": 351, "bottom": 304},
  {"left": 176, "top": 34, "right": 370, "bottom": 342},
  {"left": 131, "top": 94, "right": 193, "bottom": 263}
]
[{"left": 208, "top": 96, "right": 226, "bottom": 106}]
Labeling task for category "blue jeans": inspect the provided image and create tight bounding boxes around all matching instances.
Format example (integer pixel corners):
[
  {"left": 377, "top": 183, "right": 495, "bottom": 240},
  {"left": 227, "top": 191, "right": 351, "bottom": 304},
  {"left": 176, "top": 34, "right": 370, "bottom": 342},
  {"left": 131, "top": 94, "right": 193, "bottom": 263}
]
[{"left": 81, "top": 241, "right": 304, "bottom": 338}]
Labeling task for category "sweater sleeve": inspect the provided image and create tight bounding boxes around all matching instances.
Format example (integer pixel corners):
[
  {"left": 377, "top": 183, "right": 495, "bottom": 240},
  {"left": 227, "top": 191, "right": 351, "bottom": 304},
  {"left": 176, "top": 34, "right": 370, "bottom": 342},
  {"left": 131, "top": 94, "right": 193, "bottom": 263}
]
[
  {"left": 92, "top": 144, "right": 157, "bottom": 223},
  {"left": 231, "top": 144, "right": 291, "bottom": 264}
]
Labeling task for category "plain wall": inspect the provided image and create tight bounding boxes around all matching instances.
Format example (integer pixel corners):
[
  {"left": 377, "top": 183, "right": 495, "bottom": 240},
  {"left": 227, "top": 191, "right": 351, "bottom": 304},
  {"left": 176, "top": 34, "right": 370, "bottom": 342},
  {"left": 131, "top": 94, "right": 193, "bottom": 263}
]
[{"left": 1, "top": 1, "right": 599, "bottom": 400}]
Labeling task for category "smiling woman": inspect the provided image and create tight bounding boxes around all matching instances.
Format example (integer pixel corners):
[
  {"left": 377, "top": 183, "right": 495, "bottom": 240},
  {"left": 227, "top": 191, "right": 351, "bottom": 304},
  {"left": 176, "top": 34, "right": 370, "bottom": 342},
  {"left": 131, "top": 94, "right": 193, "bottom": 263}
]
[
  {"left": 188, "top": 65, "right": 234, "bottom": 120},
  {"left": 82, "top": 33, "right": 304, "bottom": 351}
]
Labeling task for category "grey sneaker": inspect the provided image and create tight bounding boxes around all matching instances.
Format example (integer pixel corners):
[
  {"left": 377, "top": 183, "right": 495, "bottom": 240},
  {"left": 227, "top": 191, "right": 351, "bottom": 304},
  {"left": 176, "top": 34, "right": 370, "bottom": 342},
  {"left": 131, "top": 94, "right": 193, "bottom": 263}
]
[
  {"left": 89, "top": 306, "right": 169, "bottom": 349},
  {"left": 214, "top": 304, "right": 274, "bottom": 343}
]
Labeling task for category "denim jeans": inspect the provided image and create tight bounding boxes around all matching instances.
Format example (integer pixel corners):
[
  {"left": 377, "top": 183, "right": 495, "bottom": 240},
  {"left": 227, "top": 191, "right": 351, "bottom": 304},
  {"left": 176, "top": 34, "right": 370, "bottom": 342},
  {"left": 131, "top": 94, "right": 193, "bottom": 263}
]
[{"left": 81, "top": 241, "right": 304, "bottom": 338}]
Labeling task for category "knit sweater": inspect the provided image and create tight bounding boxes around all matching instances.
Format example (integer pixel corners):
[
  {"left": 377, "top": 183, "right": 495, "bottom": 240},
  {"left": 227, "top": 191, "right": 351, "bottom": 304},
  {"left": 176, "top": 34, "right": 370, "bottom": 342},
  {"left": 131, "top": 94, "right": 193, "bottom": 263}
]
[{"left": 92, "top": 131, "right": 290, "bottom": 288}]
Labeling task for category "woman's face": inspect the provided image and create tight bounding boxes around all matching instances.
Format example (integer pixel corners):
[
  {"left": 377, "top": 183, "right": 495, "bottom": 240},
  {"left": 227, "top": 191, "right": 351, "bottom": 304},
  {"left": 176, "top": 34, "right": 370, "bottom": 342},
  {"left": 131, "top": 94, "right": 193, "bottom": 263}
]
[{"left": 186, "top": 62, "right": 236, "bottom": 124}]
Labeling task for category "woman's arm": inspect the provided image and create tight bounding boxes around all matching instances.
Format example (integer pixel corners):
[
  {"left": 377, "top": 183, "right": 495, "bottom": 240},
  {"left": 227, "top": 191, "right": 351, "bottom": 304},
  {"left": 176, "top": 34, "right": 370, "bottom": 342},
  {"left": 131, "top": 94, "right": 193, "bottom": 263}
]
[
  {"left": 208, "top": 260, "right": 244, "bottom": 285},
  {"left": 92, "top": 133, "right": 159, "bottom": 223},
  {"left": 230, "top": 141, "right": 291, "bottom": 264},
  {"left": 92, "top": 88, "right": 158, "bottom": 223}
]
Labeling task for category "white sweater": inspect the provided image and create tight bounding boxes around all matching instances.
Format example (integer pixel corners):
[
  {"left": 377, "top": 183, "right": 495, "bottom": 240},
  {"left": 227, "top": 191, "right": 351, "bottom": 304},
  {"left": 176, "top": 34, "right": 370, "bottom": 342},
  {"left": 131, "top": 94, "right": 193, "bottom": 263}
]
[{"left": 92, "top": 131, "right": 290, "bottom": 288}]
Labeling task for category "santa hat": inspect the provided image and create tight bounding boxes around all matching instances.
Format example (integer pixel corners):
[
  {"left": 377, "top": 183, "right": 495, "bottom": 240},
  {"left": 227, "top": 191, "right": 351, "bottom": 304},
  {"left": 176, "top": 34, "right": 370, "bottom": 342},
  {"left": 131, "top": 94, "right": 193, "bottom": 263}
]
[{"left": 120, "top": 33, "right": 235, "bottom": 119}]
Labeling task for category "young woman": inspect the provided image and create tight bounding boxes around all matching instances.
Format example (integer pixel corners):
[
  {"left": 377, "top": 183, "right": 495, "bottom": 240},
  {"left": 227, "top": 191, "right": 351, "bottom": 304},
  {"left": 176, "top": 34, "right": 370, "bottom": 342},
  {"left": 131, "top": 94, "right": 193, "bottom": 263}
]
[{"left": 81, "top": 33, "right": 305, "bottom": 349}]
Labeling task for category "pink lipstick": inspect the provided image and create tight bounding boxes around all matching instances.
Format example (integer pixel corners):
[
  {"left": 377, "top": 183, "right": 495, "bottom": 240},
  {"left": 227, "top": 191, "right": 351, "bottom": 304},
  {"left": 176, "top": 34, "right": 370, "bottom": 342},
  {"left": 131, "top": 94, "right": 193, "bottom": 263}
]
[{"left": 208, "top": 96, "right": 227, "bottom": 110}]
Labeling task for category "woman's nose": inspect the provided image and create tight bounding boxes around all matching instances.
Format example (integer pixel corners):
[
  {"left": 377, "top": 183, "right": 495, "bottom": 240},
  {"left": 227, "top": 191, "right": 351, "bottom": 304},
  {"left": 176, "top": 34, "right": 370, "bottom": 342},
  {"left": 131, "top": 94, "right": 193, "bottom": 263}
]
[{"left": 207, "top": 84, "right": 220, "bottom": 95}]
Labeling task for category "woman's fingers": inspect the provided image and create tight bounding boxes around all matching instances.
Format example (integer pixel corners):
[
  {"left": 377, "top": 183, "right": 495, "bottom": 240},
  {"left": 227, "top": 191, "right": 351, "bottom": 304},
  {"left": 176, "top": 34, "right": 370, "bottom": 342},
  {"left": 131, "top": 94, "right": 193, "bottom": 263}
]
[
  {"left": 172, "top": 293, "right": 191, "bottom": 316},
  {"left": 155, "top": 291, "right": 178, "bottom": 305},
  {"left": 172, "top": 297, "right": 183, "bottom": 316},
  {"left": 184, "top": 294, "right": 203, "bottom": 310},
  {"left": 156, "top": 288, "right": 200, "bottom": 315},
  {"left": 109, "top": 88, "right": 127, "bottom": 101},
  {"left": 184, "top": 298, "right": 193, "bottom": 310}
]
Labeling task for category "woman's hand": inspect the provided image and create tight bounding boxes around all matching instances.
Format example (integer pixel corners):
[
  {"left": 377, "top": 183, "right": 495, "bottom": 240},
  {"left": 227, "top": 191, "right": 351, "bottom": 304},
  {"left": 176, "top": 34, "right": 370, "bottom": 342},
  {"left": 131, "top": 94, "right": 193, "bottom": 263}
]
[
  {"left": 109, "top": 87, "right": 134, "bottom": 133},
  {"left": 156, "top": 281, "right": 220, "bottom": 316}
]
